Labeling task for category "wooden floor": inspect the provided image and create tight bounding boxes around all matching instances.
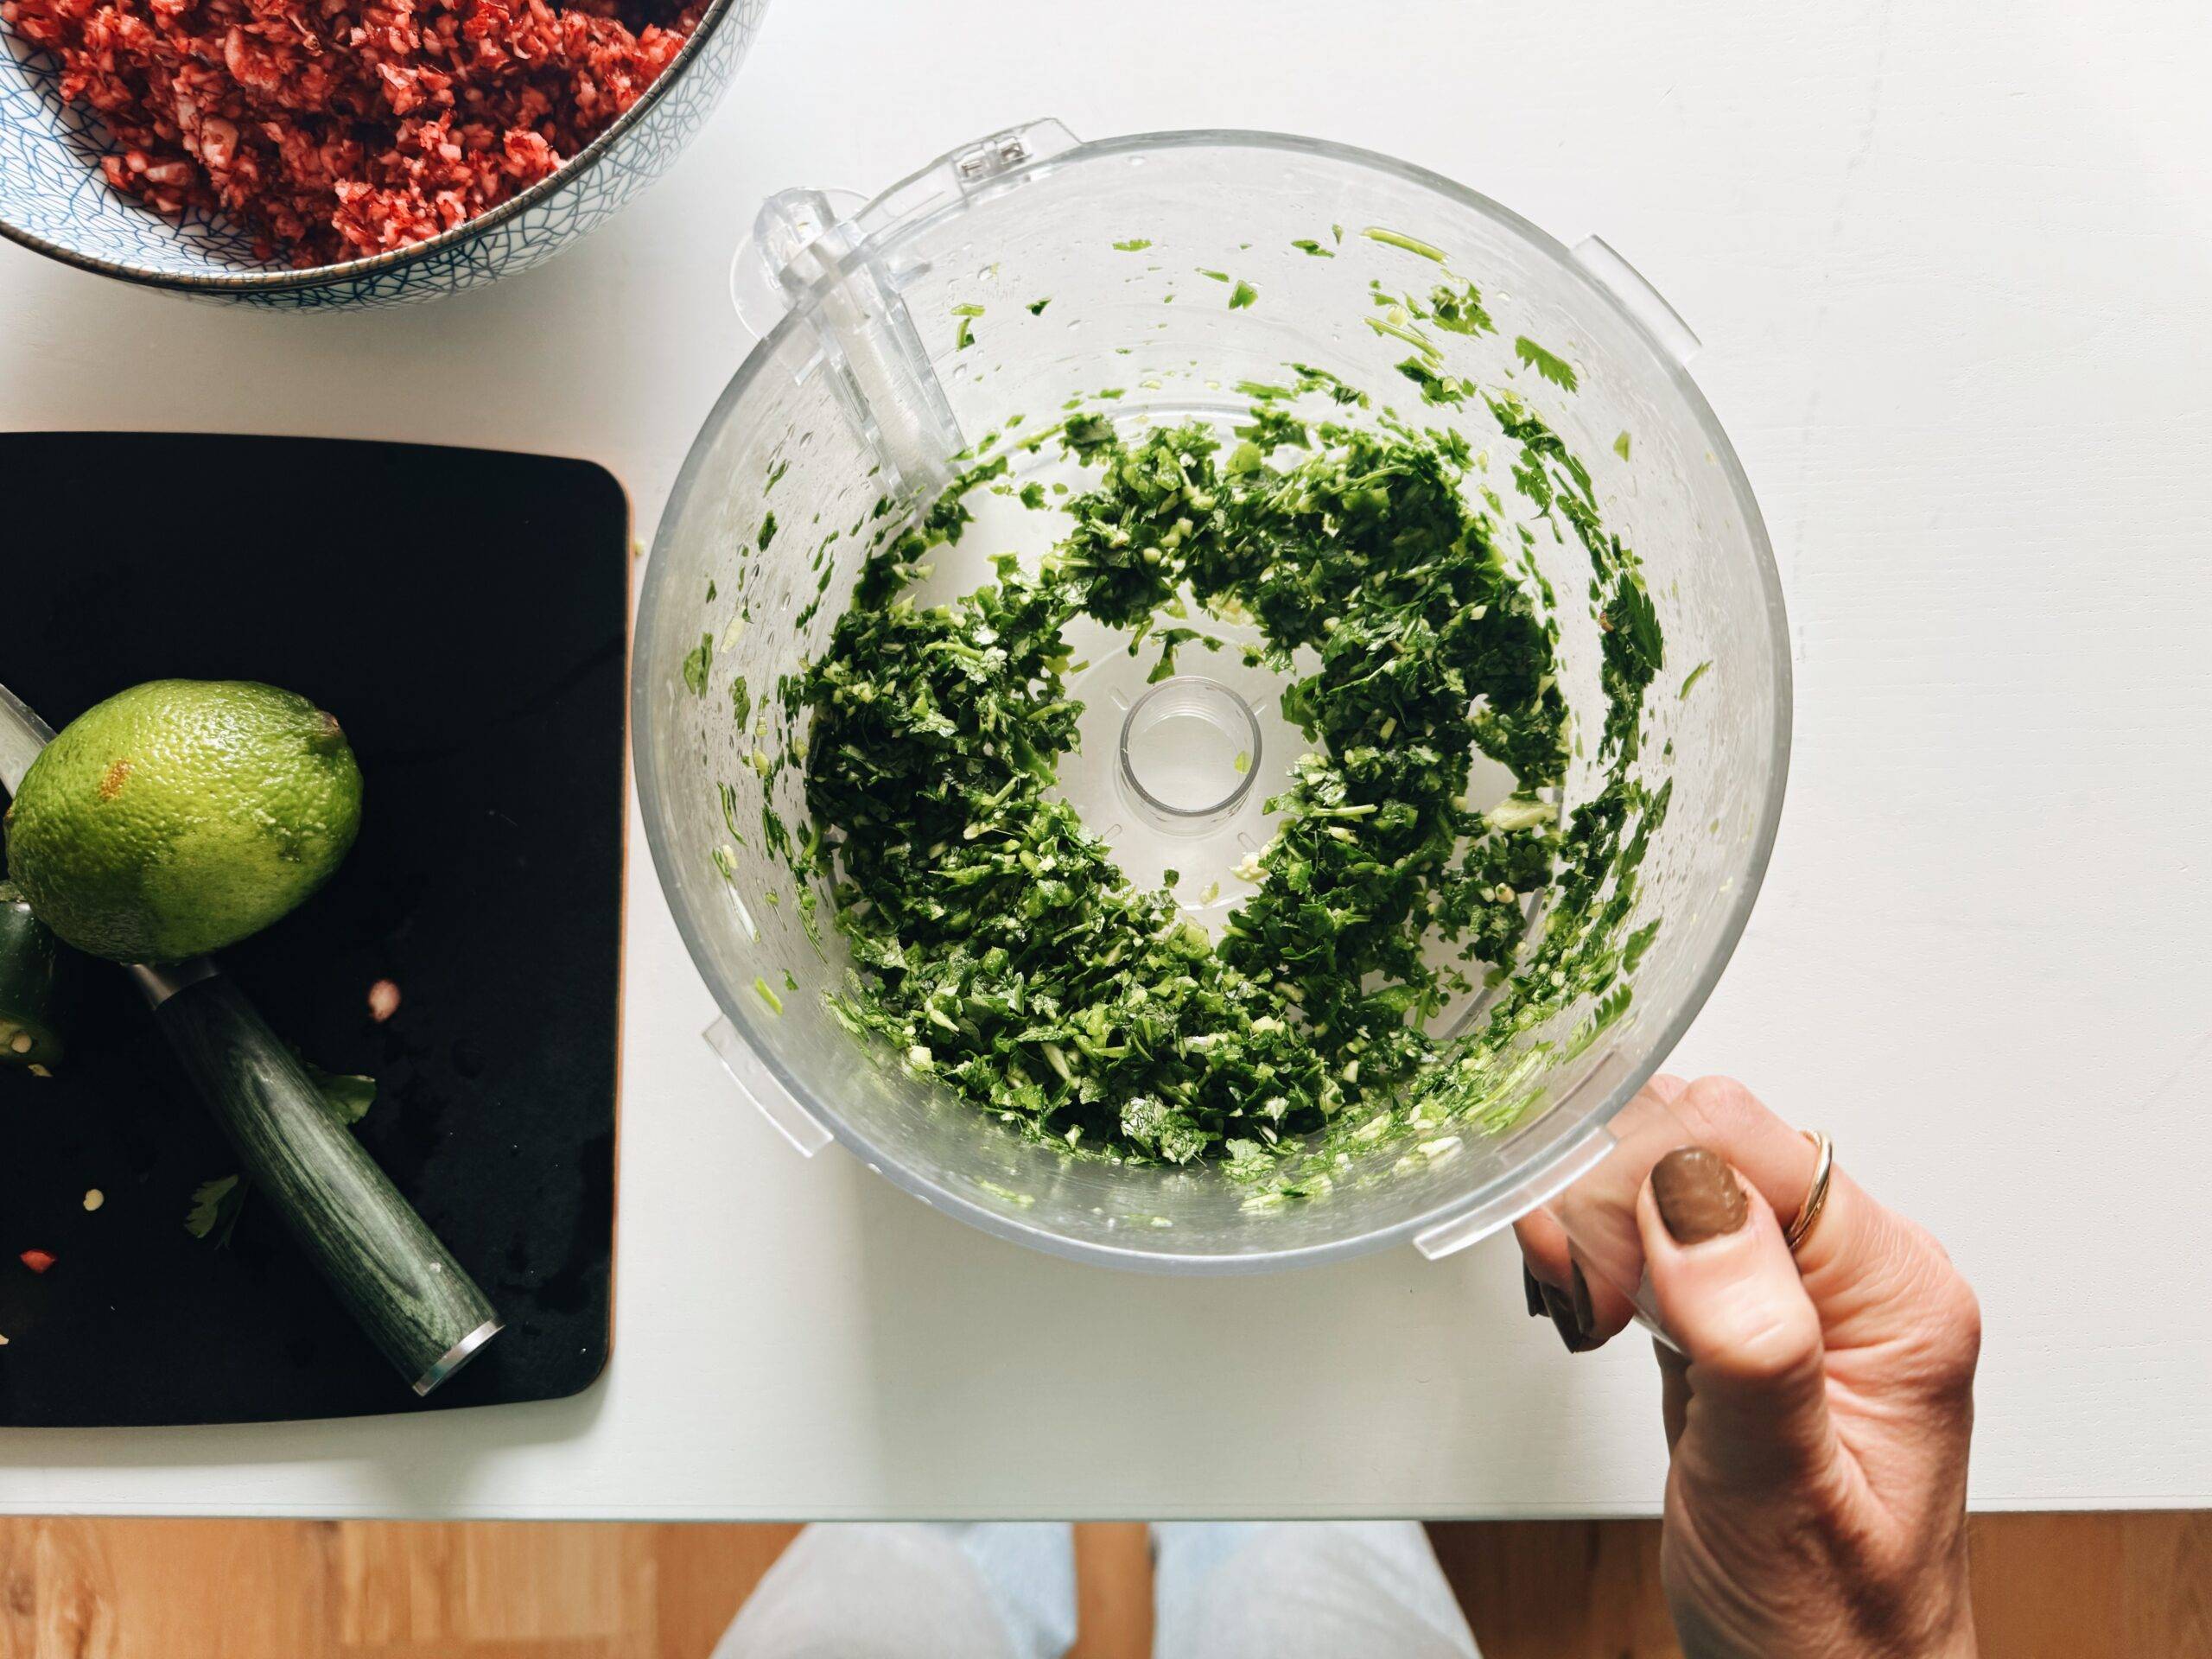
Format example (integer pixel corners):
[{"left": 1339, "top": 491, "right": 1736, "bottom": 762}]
[{"left": 0, "top": 1513, "right": 2202, "bottom": 1657}]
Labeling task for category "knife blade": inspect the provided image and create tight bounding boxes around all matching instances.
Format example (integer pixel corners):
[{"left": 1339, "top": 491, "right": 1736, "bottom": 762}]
[{"left": 0, "top": 680, "right": 56, "bottom": 796}]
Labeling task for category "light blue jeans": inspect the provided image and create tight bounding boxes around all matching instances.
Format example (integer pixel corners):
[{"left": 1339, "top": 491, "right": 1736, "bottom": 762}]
[{"left": 715, "top": 1522, "right": 1481, "bottom": 1658}]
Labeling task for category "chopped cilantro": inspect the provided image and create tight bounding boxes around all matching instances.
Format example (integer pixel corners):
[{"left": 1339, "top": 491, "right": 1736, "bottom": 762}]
[
  {"left": 1228, "top": 279, "right": 1257, "bottom": 309},
  {"left": 1111, "top": 238, "right": 1153, "bottom": 251},
  {"left": 710, "top": 322, "right": 1669, "bottom": 1192},
  {"left": 681, "top": 632, "right": 713, "bottom": 696},
  {"left": 1513, "top": 336, "right": 1580, "bottom": 392},
  {"left": 760, "top": 512, "right": 779, "bottom": 550},
  {"left": 800, "top": 383, "right": 1580, "bottom": 1165},
  {"left": 1027, "top": 297, "right": 1052, "bottom": 315},
  {"left": 184, "top": 1175, "right": 242, "bottom": 1244},
  {"left": 1363, "top": 226, "right": 1447, "bottom": 262},
  {"left": 308, "top": 1060, "right": 377, "bottom": 1127},
  {"left": 1614, "top": 430, "right": 1632, "bottom": 461},
  {"left": 1290, "top": 238, "right": 1335, "bottom": 257},
  {"left": 1395, "top": 357, "right": 1466, "bottom": 406},
  {"left": 1427, "top": 282, "right": 1495, "bottom": 336}
]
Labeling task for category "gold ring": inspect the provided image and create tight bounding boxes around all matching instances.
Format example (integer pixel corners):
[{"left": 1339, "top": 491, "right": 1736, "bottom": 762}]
[{"left": 1784, "top": 1130, "right": 1834, "bottom": 1252}]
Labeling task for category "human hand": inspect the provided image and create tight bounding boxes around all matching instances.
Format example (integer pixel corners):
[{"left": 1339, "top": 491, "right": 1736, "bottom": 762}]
[{"left": 1516, "top": 1076, "right": 1982, "bottom": 1659}]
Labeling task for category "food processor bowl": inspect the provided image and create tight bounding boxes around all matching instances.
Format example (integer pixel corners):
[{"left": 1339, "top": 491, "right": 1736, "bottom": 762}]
[{"left": 634, "top": 123, "right": 1790, "bottom": 1273}]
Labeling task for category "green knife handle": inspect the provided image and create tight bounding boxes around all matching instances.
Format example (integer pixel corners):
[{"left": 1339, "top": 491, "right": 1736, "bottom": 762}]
[{"left": 144, "top": 965, "right": 500, "bottom": 1395}]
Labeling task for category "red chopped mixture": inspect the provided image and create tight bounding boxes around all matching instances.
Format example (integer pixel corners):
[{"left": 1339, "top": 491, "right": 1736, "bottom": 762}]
[{"left": 3, "top": 0, "right": 705, "bottom": 266}]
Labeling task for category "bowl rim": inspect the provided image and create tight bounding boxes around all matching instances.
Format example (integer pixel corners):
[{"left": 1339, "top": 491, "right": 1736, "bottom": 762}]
[
  {"left": 634, "top": 125, "right": 1797, "bottom": 1273},
  {"left": 0, "top": 0, "right": 747, "bottom": 292}
]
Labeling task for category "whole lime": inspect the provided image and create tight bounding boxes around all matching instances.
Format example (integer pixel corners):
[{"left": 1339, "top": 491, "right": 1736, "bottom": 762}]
[{"left": 3, "top": 680, "right": 364, "bottom": 963}]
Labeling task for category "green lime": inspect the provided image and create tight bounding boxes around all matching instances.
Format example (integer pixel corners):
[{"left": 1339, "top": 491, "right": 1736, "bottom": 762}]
[{"left": 3, "top": 680, "right": 364, "bottom": 963}]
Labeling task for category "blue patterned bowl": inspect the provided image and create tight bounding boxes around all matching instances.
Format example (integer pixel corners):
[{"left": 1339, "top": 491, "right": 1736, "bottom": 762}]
[{"left": 0, "top": 0, "right": 766, "bottom": 307}]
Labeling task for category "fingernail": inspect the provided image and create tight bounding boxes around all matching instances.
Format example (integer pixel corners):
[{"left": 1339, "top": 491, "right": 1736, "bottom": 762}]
[
  {"left": 1523, "top": 1264, "right": 1547, "bottom": 1318},
  {"left": 1541, "top": 1283, "right": 1589, "bottom": 1353},
  {"left": 1570, "top": 1260, "right": 1594, "bottom": 1335},
  {"left": 1652, "top": 1146, "right": 1749, "bottom": 1244}
]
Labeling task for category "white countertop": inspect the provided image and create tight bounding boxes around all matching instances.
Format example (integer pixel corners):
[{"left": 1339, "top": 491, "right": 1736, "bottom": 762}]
[{"left": 3, "top": 0, "right": 2208, "bottom": 1519}]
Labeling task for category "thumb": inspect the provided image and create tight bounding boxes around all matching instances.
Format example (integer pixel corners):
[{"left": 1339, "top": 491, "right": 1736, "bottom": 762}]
[{"left": 1640, "top": 1146, "right": 1839, "bottom": 1490}]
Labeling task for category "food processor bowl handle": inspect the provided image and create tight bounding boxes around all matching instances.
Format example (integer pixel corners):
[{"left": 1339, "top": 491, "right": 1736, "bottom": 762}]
[
  {"left": 705, "top": 1014, "right": 833, "bottom": 1156},
  {"left": 731, "top": 187, "right": 966, "bottom": 499},
  {"left": 1572, "top": 235, "right": 1703, "bottom": 366},
  {"left": 727, "top": 119, "right": 1084, "bottom": 502},
  {"left": 1414, "top": 1086, "right": 1715, "bottom": 1354}
]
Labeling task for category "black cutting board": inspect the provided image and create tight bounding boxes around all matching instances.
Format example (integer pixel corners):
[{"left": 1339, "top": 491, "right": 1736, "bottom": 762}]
[{"left": 0, "top": 434, "right": 627, "bottom": 1425}]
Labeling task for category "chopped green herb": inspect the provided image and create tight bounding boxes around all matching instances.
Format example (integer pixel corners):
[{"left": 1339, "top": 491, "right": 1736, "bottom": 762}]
[
  {"left": 753, "top": 976, "right": 784, "bottom": 1014},
  {"left": 760, "top": 512, "right": 779, "bottom": 550},
  {"left": 1228, "top": 279, "right": 1257, "bottom": 309},
  {"left": 1614, "top": 430, "right": 1632, "bottom": 461},
  {"left": 184, "top": 1175, "right": 242, "bottom": 1244},
  {"left": 1513, "top": 336, "right": 1580, "bottom": 392},
  {"left": 681, "top": 632, "right": 713, "bottom": 696},
  {"left": 1427, "top": 282, "right": 1495, "bottom": 336},
  {"left": 1368, "top": 315, "right": 1439, "bottom": 358},
  {"left": 1395, "top": 357, "right": 1466, "bottom": 406},
  {"left": 801, "top": 384, "right": 1579, "bottom": 1165},
  {"left": 1679, "top": 659, "right": 1712, "bottom": 698},
  {"left": 1363, "top": 226, "right": 1448, "bottom": 262},
  {"left": 307, "top": 1059, "right": 377, "bottom": 1128},
  {"left": 1291, "top": 238, "right": 1335, "bottom": 257},
  {"left": 1111, "top": 238, "right": 1153, "bottom": 252},
  {"left": 1027, "top": 297, "right": 1052, "bottom": 315}
]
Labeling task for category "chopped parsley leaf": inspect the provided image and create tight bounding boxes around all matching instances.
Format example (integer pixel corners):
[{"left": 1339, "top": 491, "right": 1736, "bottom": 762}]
[
  {"left": 681, "top": 632, "right": 713, "bottom": 696},
  {"left": 801, "top": 385, "right": 1577, "bottom": 1164},
  {"left": 1513, "top": 336, "right": 1580, "bottom": 392}
]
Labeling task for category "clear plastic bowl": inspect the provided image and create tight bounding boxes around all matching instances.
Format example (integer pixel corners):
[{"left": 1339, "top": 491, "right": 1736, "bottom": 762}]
[{"left": 633, "top": 123, "right": 1790, "bottom": 1272}]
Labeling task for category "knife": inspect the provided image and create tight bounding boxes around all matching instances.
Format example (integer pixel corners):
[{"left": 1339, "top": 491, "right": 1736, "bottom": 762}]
[{"left": 0, "top": 682, "right": 499, "bottom": 1395}]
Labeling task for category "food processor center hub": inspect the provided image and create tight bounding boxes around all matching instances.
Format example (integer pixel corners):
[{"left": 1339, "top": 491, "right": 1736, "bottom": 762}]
[{"left": 1116, "top": 676, "right": 1263, "bottom": 837}]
